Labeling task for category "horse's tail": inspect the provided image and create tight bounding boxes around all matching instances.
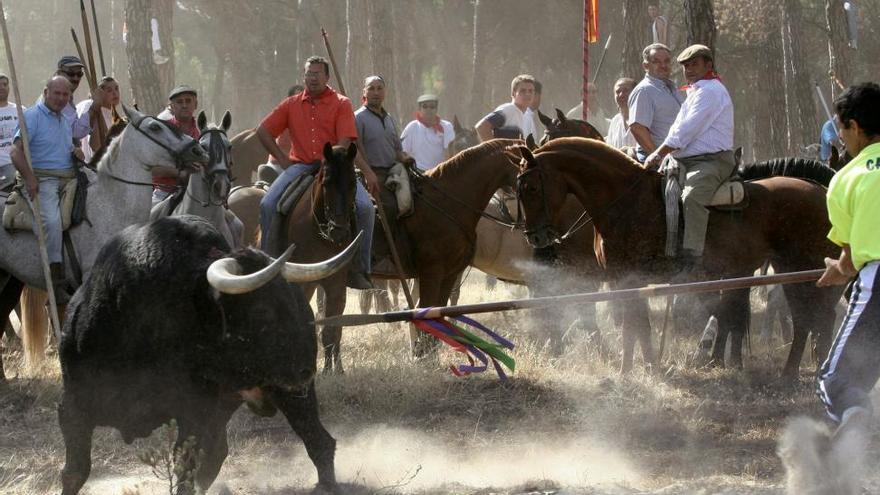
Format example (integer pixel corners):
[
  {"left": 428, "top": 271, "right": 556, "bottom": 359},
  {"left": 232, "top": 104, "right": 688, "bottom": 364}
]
[
  {"left": 739, "top": 158, "right": 836, "bottom": 187},
  {"left": 20, "top": 287, "right": 49, "bottom": 368}
]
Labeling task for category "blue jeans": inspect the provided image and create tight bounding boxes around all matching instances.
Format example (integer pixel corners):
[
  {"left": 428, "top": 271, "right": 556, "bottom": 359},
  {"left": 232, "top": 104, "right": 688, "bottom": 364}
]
[
  {"left": 259, "top": 163, "right": 374, "bottom": 273},
  {"left": 32, "top": 176, "right": 66, "bottom": 264}
]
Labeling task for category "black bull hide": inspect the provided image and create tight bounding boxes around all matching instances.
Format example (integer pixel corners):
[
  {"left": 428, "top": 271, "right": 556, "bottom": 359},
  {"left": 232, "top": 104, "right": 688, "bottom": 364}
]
[{"left": 58, "top": 215, "right": 336, "bottom": 494}]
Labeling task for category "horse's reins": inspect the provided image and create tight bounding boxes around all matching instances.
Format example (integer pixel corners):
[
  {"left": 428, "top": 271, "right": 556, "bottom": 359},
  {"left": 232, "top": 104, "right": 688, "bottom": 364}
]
[
  {"left": 410, "top": 167, "right": 523, "bottom": 230},
  {"left": 310, "top": 165, "right": 353, "bottom": 245},
  {"left": 182, "top": 129, "right": 231, "bottom": 208},
  {"left": 102, "top": 116, "right": 200, "bottom": 188}
]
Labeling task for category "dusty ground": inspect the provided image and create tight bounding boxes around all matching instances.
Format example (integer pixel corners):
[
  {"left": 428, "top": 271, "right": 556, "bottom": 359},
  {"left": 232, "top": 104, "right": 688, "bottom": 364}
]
[{"left": 0, "top": 273, "right": 877, "bottom": 494}]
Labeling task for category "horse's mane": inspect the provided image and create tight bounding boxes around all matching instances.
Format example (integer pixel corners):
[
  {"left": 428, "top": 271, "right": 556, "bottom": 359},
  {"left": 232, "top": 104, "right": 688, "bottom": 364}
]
[
  {"left": 88, "top": 120, "right": 128, "bottom": 169},
  {"left": 427, "top": 139, "right": 518, "bottom": 180},
  {"left": 739, "top": 157, "right": 835, "bottom": 187},
  {"left": 536, "top": 137, "right": 644, "bottom": 170}
]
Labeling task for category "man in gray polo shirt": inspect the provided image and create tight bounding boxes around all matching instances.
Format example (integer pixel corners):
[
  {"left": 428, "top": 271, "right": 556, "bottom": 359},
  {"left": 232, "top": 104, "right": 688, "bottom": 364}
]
[
  {"left": 354, "top": 75, "right": 414, "bottom": 277},
  {"left": 627, "top": 43, "right": 684, "bottom": 164}
]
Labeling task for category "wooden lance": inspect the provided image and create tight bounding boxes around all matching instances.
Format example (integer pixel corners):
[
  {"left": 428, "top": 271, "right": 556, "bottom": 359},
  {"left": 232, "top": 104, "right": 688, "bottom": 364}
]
[
  {"left": 89, "top": 0, "right": 107, "bottom": 76},
  {"left": 319, "top": 27, "right": 417, "bottom": 313},
  {"left": 0, "top": 0, "right": 63, "bottom": 340},
  {"left": 316, "top": 269, "right": 827, "bottom": 327}
]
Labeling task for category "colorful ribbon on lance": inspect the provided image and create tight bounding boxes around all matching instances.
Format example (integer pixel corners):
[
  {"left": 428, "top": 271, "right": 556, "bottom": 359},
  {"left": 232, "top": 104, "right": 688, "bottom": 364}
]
[
  {"left": 412, "top": 309, "right": 515, "bottom": 380},
  {"left": 586, "top": 0, "right": 600, "bottom": 43}
]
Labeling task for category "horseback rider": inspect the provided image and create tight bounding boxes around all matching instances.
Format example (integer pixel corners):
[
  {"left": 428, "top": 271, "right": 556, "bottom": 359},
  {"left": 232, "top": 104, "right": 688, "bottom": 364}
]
[
  {"left": 10, "top": 76, "right": 83, "bottom": 302},
  {"left": 153, "top": 85, "right": 200, "bottom": 206},
  {"left": 400, "top": 94, "right": 454, "bottom": 170},
  {"left": 475, "top": 74, "right": 538, "bottom": 141},
  {"left": 256, "top": 56, "right": 375, "bottom": 290},
  {"left": 54, "top": 56, "right": 91, "bottom": 145},
  {"left": 816, "top": 82, "right": 880, "bottom": 467},
  {"left": 354, "top": 75, "right": 415, "bottom": 279},
  {"left": 76, "top": 75, "right": 122, "bottom": 163},
  {"left": 628, "top": 43, "right": 684, "bottom": 163},
  {"left": 644, "top": 44, "right": 735, "bottom": 271}
]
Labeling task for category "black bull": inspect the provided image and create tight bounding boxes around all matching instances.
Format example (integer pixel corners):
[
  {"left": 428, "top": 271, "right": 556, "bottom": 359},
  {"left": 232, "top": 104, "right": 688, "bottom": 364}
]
[{"left": 58, "top": 216, "right": 338, "bottom": 494}]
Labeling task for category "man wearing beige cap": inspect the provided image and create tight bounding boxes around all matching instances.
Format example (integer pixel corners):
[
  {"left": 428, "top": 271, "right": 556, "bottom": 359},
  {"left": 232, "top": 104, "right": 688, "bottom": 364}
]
[
  {"left": 400, "top": 94, "right": 454, "bottom": 170},
  {"left": 644, "top": 44, "right": 735, "bottom": 268}
]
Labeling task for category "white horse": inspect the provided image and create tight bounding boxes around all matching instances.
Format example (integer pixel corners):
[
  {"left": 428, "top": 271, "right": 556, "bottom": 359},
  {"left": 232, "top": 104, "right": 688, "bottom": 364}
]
[
  {"left": 0, "top": 106, "right": 209, "bottom": 368},
  {"left": 151, "top": 110, "right": 244, "bottom": 249}
]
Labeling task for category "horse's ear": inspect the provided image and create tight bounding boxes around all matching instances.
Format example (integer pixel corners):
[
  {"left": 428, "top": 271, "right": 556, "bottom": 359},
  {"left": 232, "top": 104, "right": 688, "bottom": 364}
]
[
  {"left": 555, "top": 108, "right": 567, "bottom": 124},
  {"left": 346, "top": 142, "right": 357, "bottom": 162},
  {"left": 322, "top": 142, "right": 334, "bottom": 162},
  {"left": 197, "top": 111, "right": 208, "bottom": 133},
  {"left": 517, "top": 145, "right": 538, "bottom": 170},
  {"left": 122, "top": 104, "right": 144, "bottom": 124},
  {"left": 221, "top": 111, "right": 232, "bottom": 132},
  {"left": 453, "top": 115, "right": 463, "bottom": 133},
  {"left": 525, "top": 133, "right": 537, "bottom": 151},
  {"left": 538, "top": 110, "right": 553, "bottom": 128}
]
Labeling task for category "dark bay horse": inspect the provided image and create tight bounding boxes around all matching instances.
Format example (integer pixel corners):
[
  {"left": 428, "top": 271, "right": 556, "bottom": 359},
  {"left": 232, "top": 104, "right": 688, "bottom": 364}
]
[
  {"left": 515, "top": 137, "right": 841, "bottom": 377},
  {"left": 538, "top": 108, "right": 604, "bottom": 145}
]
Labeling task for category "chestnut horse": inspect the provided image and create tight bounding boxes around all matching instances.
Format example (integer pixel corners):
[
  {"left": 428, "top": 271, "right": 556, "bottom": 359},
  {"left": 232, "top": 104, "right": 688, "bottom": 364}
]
[{"left": 515, "top": 137, "right": 841, "bottom": 377}]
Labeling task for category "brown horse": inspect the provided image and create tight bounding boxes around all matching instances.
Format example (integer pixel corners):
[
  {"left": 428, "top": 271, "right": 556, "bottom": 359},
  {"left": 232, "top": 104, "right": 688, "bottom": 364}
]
[
  {"left": 229, "top": 129, "right": 268, "bottom": 187},
  {"left": 515, "top": 137, "right": 841, "bottom": 377},
  {"left": 538, "top": 108, "right": 604, "bottom": 145}
]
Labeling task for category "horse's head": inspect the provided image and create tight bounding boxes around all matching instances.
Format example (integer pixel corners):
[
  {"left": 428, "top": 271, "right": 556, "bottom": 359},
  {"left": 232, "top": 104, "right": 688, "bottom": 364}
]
[
  {"left": 194, "top": 110, "right": 233, "bottom": 206},
  {"left": 539, "top": 108, "right": 604, "bottom": 145},
  {"left": 449, "top": 115, "right": 480, "bottom": 156},
  {"left": 122, "top": 105, "right": 209, "bottom": 172},
  {"left": 515, "top": 145, "right": 567, "bottom": 249},
  {"left": 317, "top": 142, "right": 358, "bottom": 245}
]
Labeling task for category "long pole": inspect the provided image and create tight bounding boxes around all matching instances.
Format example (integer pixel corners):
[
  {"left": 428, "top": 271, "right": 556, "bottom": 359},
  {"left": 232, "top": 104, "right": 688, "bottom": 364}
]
[
  {"left": 320, "top": 27, "right": 416, "bottom": 312},
  {"left": 316, "top": 269, "right": 827, "bottom": 327},
  {"left": 79, "top": 0, "right": 99, "bottom": 89},
  {"left": 90, "top": 0, "right": 107, "bottom": 76},
  {"left": 590, "top": 33, "right": 613, "bottom": 85},
  {"left": 582, "top": 1, "right": 591, "bottom": 121},
  {"left": 0, "top": 0, "right": 63, "bottom": 341},
  {"left": 70, "top": 29, "right": 95, "bottom": 92}
]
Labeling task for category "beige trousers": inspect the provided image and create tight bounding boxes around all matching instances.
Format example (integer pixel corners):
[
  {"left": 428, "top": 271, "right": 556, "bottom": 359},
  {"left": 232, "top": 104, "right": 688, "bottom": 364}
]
[{"left": 679, "top": 150, "right": 736, "bottom": 256}]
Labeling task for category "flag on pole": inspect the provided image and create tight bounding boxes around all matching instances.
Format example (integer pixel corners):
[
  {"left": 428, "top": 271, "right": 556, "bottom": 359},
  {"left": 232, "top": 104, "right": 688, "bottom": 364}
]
[{"left": 586, "top": 0, "right": 599, "bottom": 43}]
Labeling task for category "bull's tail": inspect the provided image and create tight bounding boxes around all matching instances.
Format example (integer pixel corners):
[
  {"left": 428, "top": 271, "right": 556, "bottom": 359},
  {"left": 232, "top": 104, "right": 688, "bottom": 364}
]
[{"left": 20, "top": 287, "right": 48, "bottom": 368}]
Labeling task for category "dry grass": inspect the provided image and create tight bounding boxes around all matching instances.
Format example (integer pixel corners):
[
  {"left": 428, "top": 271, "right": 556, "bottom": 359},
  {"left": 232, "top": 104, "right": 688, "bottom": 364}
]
[{"left": 0, "top": 273, "right": 875, "bottom": 494}]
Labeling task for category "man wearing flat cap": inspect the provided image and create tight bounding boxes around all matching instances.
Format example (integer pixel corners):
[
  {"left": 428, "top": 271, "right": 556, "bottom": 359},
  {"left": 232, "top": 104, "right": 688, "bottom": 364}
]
[
  {"left": 401, "top": 94, "right": 454, "bottom": 170},
  {"left": 152, "top": 85, "right": 200, "bottom": 205},
  {"left": 644, "top": 44, "right": 735, "bottom": 271},
  {"left": 55, "top": 56, "right": 91, "bottom": 142}
]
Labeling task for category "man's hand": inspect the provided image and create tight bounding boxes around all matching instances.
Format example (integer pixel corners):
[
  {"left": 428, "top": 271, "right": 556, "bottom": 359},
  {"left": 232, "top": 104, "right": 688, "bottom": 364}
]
[
  {"left": 24, "top": 175, "right": 38, "bottom": 199},
  {"left": 361, "top": 166, "right": 381, "bottom": 198},
  {"left": 817, "top": 257, "right": 853, "bottom": 287},
  {"left": 73, "top": 148, "right": 85, "bottom": 162},
  {"left": 644, "top": 150, "right": 663, "bottom": 170}
]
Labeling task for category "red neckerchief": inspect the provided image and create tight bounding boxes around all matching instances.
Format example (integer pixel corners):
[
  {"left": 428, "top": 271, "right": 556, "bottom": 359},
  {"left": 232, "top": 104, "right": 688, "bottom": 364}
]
[
  {"left": 680, "top": 70, "right": 722, "bottom": 91},
  {"left": 416, "top": 112, "right": 443, "bottom": 134}
]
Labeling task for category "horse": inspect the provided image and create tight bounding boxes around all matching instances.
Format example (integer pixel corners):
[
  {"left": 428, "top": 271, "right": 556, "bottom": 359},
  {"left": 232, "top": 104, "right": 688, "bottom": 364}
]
[
  {"left": 151, "top": 110, "right": 243, "bottom": 249},
  {"left": 229, "top": 128, "right": 268, "bottom": 187},
  {"left": 515, "top": 137, "right": 841, "bottom": 377},
  {"left": 0, "top": 106, "right": 208, "bottom": 378},
  {"left": 538, "top": 108, "right": 604, "bottom": 145}
]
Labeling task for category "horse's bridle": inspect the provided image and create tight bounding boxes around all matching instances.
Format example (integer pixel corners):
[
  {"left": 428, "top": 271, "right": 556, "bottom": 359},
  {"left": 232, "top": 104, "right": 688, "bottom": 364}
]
[
  {"left": 184, "top": 128, "right": 231, "bottom": 207},
  {"left": 129, "top": 114, "right": 205, "bottom": 171},
  {"left": 311, "top": 164, "right": 353, "bottom": 246}
]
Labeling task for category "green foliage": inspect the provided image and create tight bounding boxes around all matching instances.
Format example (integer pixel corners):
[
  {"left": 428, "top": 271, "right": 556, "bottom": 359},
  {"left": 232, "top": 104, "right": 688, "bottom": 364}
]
[{"left": 135, "top": 419, "right": 204, "bottom": 495}]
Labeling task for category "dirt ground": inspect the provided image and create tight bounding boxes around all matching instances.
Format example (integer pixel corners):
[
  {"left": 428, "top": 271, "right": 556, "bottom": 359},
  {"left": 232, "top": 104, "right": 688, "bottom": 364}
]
[{"left": 1, "top": 272, "right": 877, "bottom": 494}]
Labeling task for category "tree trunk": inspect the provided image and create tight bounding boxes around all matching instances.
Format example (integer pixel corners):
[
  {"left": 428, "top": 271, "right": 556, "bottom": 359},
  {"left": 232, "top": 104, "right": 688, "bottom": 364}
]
[
  {"left": 825, "top": 0, "right": 854, "bottom": 99},
  {"left": 125, "top": 0, "right": 163, "bottom": 114},
  {"left": 683, "top": 0, "right": 716, "bottom": 50},
  {"left": 622, "top": 0, "right": 650, "bottom": 79},
  {"left": 781, "top": 0, "right": 818, "bottom": 152},
  {"left": 367, "top": 1, "right": 395, "bottom": 113},
  {"left": 467, "top": 0, "right": 487, "bottom": 125},
  {"left": 152, "top": 0, "right": 175, "bottom": 100}
]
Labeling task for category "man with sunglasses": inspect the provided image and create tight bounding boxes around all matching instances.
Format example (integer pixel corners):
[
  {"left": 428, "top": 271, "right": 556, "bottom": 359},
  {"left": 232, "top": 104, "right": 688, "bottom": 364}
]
[
  {"left": 55, "top": 56, "right": 91, "bottom": 143},
  {"left": 400, "top": 94, "right": 454, "bottom": 171}
]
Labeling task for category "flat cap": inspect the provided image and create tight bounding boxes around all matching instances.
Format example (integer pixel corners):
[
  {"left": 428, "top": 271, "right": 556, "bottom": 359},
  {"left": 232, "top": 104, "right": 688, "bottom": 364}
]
[
  {"left": 417, "top": 94, "right": 439, "bottom": 104},
  {"left": 57, "top": 55, "right": 85, "bottom": 69},
  {"left": 677, "top": 44, "right": 713, "bottom": 63},
  {"left": 168, "top": 85, "right": 197, "bottom": 100}
]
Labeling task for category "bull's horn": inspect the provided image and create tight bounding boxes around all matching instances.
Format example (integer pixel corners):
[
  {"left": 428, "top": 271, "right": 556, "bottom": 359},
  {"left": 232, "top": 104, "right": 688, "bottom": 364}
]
[
  {"left": 281, "top": 231, "right": 363, "bottom": 283},
  {"left": 207, "top": 244, "right": 296, "bottom": 294}
]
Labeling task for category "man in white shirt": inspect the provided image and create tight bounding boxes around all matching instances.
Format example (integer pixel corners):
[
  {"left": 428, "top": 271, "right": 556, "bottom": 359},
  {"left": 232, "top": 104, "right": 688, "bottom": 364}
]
[
  {"left": 475, "top": 74, "right": 537, "bottom": 141},
  {"left": 606, "top": 77, "right": 638, "bottom": 149},
  {"left": 644, "top": 44, "right": 735, "bottom": 261},
  {"left": 0, "top": 74, "right": 22, "bottom": 190},
  {"left": 400, "top": 94, "right": 454, "bottom": 170}
]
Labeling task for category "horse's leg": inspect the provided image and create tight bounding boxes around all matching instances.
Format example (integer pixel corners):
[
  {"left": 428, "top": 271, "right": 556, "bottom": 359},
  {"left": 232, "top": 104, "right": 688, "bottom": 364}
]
[
  {"left": 412, "top": 275, "right": 450, "bottom": 357},
  {"left": 358, "top": 285, "right": 373, "bottom": 314},
  {"left": 59, "top": 395, "right": 95, "bottom": 495},
  {"left": 449, "top": 271, "right": 464, "bottom": 306},
  {"left": 615, "top": 276, "right": 653, "bottom": 373},
  {"left": 315, "top": 286, "right": 326, "bottom": 320},
  {"left": 321, "top": 282, "right": 347, "bottom": 373},
  {"left": 375, "top": 279, "right": 392, "bottom": 313},
  {"left": 780, "top": 282, "right": 839, "bottom": 378},
  {"left": 717, "top": 288, "right": 750, "bottom": 370},
  {"left": 0, "top": 276, "right": 24, "bottom": 382}
]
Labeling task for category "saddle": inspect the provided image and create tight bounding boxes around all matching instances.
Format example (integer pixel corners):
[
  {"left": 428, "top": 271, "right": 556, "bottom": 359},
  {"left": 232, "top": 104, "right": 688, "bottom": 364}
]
[
  {"left": 2, "top": 172, "right": 85, "bottom": 232},
  {"left": 661, "top": 154, "right": 748, "bottom": 257},
  {"left": 264, "top": 169, "right": 317, "bottom": 257},
  {"left": 370, "top": 164, "right": 417, "bottom": 277}
]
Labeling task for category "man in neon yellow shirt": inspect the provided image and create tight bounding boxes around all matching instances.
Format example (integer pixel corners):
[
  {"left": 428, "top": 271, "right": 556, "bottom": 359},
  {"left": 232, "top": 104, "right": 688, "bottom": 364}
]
[{"left": 815, "top": 83, "right": 880, "bottom": 470}]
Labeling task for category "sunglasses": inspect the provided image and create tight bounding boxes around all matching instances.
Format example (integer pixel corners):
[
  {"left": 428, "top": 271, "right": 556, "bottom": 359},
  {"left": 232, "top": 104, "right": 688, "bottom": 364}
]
[
  {"left": 420, "top": 104, "right": 437, "bottom": 109},
  {"left": 64, "top": 70, "right": 84, "bottom": 78}
]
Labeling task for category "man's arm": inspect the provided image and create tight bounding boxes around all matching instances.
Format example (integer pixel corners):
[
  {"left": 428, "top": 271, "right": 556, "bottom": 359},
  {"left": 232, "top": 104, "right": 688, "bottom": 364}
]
[
  {"left": 351, "top": 138, "right": 381, "bottom": 198},
  {"left": 817, "top": 245, "right": 857, "bottom": 287},
  {"left": 475, "top": 118, "right": 494, "bottom": 142},
  {"left": 256, "top": 125, "right": 291, "bottom": 168},
  {"left": 10, "top": 140, "right": 38, "bottom": 198},
  {"left": 629, "top": 123, "right": 656, "bottom": 154}
]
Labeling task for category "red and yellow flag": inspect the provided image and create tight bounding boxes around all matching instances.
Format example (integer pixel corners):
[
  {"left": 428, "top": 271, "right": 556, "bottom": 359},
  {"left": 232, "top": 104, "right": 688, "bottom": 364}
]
[{"left": 586, "top": 0, "right": 599, "bottom": 43}]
